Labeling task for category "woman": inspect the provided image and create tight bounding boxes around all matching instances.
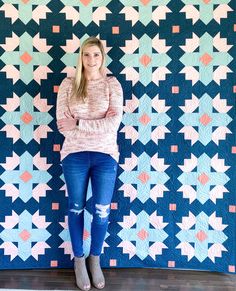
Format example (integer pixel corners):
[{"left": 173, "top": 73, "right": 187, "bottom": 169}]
[{"left": 56, "top": 36, "right": 123, "bottom": 290}]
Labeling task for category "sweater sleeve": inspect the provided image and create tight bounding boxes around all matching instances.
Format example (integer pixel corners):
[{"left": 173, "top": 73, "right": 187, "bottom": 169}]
[
  {"left": 56, "top": 77, "right": 74, "bottom": 137},
  {"left": 77, "top": 77, "right": 123, "bottom": 134}
]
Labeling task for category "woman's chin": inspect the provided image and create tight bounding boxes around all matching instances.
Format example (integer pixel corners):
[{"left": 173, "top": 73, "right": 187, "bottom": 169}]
[{"left": 86, "top": 66, "right": 97, "bottom": 70}]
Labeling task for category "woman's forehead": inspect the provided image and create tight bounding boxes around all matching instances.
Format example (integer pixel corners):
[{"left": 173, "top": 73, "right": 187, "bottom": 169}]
[{"left": 83, "top": 45, "right": 101, "bottom": 53}]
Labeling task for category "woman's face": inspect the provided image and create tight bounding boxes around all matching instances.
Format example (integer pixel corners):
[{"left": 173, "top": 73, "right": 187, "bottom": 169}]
[{"left": 82, "top": 45, "right": 103, "bottom": 73}]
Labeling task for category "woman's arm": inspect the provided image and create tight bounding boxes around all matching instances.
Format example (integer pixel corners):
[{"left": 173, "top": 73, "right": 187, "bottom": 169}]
[
  {"left": 56, "top": 77, "right": 77, "bottom": 137},
  {"left": 56, "top": 76, "right": 123, "bottom": 136},
  {"left": 77, "top": 77, "right": 123, "bottom": 134}
]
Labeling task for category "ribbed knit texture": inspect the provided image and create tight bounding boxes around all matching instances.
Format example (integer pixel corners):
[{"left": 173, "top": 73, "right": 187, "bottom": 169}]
[{"left": 56, "top": 76, "right": 123, "bottom": 162}]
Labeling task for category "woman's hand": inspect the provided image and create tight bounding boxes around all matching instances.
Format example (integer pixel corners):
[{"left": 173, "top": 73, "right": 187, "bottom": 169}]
[
  {"left": 106, "top": 109, "right": 116, "bottom": 117},
  {"left": 57, "top": 111, "right": 77, "bottom": 132}
]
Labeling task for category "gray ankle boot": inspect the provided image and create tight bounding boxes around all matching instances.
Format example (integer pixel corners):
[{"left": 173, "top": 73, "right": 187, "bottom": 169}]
[
  {"left": 88, "top": 255, "right": 105, "bottom": 289},
  {"left": 74, "top": 256, "right": 91, "bottom": 291}
]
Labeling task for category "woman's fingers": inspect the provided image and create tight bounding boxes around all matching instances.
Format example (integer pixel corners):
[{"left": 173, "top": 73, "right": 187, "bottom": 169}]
[
  {"left": 106, "top": 110, "right": 116, "bottom": 117},
  {"left": 64, "top": 111, "right": 75, "bottom": 119},
  {"left": 57, "top": 119, "right": 64, "bottom": 127},
  {"left": 57, "top": 118, "right": 67, "bottom": 131},
  {"left": 57, "top": 116, "right": 76, "bottom": 131},
  {"left": 57, "top": 117, "right": 72, "bottom": 126}
]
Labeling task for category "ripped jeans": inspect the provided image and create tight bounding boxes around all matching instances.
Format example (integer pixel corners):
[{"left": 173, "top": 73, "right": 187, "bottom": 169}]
[{"left": 61, "top": 151, "right": 118, "bottom": 257}]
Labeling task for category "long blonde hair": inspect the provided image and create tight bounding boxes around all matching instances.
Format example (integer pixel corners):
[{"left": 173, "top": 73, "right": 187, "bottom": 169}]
[{"left": 71, "top": 37, "right": 106, "bottom": 102}]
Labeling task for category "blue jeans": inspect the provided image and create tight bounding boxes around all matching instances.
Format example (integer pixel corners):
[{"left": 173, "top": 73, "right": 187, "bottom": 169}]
[{"left": 61, "top": 151, "right": 118, "bottom": 257}]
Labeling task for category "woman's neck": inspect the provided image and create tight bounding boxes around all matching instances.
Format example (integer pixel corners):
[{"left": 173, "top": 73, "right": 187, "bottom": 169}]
[{"left": 85, "top": 71, "right": 103, "bottom": 81}]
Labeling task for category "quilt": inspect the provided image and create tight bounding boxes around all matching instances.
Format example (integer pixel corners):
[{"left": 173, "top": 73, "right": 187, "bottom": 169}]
[{"left": 0, "top": 0, "right": 235, "bottom": 273}]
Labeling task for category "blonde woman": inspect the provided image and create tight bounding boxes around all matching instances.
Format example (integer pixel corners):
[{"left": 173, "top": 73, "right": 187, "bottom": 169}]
[{"left": 56, "top": 37, "right": 123, "bottom": 290}]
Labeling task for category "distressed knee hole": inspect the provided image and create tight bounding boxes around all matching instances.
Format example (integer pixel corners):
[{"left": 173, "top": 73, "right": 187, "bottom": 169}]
[
  {"left": 95, "top": 204, "right": 110, "bottom": 219},
  {"left": 69, "top": 203, "right": 84, "bottom": 215}
]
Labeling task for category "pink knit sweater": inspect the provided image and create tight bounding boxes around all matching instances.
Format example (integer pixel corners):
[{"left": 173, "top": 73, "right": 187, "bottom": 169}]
[{"left": 56, "top": 76, "right": 123, "bottom": 162}]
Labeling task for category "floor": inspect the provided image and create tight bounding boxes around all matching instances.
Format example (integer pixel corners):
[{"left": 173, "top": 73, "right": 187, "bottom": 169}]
[{"left": 0, "top": 268, "right": 235, "bottom": 291}]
